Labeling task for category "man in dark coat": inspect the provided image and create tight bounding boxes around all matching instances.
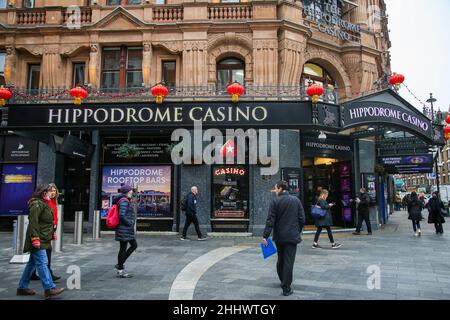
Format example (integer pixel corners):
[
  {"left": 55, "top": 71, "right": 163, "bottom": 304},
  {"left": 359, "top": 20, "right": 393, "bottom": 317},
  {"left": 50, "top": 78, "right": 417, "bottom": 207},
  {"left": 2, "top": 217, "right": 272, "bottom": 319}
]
[
  {"left": 181, "top": 186, "right": 207, "bottom": 241},
  {"left": 114, "top": 184, "right": 137, "bottom": 278},
  {"left": 427, "top": 192, "right": 445, "bottom": 234},
  {"left": 263, "top": 181, "right": 305, "bottom": 297},
  {"left": 353, "top": 188, "right": 372, "bottom": 235}
]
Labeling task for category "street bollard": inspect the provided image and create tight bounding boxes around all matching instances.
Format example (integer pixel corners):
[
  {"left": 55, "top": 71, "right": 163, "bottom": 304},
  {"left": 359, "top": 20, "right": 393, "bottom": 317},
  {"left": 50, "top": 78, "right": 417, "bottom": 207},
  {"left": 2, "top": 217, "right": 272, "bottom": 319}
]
[
  {"left": 53, "top": 205, "right": 64, "bottom": 253},
  {"left": 10, "top": 215, "right": 30, "bottom": 264},
  {"left": 12, "top": 220, "right": 17, "bottom": 252},
  {"left": 73, "top": 211, "right": 84, "bottom": 245},
  {"left": 92, "top": 210, "right": 101, "bottom": 240}
]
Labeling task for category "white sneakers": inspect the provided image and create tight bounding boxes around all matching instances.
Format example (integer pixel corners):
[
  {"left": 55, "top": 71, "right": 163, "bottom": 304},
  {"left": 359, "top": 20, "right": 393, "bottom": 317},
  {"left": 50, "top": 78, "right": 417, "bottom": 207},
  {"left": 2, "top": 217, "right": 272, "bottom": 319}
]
[{"left": 117, "top": 269, "right": 133, "bottom": 278}]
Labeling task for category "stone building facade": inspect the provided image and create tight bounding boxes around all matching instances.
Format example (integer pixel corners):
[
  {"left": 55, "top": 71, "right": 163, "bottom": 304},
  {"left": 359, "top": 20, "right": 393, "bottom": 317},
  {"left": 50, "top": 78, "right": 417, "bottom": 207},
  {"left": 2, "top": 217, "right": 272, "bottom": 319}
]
[
  {"left": 0, "top": 0, "right": 393, "bottom": 235},
  {"left": 0, "top": 0, "right": 390, "bottom": 99}
]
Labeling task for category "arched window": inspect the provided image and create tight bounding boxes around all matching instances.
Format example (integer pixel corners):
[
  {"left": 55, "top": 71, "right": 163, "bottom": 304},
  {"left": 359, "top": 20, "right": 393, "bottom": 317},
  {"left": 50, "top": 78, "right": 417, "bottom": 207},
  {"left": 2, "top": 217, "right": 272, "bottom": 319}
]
[
  {"left": 301, "top": 62, "right": 335, "bottom": 89},
  {"left": 216, "top": 58, "right": 245, "bottom": 89}
]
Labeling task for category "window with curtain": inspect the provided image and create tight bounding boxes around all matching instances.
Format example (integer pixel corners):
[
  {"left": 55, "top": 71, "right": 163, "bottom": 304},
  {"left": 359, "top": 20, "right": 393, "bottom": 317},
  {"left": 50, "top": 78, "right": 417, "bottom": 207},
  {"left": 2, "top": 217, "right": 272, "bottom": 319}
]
[
  {"left": 28, "top": 64, "right": 40, "bottom": 92},
  {"left": 73, "top": 63, "right": 86, "bottom": 87},
  {"left": 101, "top": 47, "right": 143, "bottom": 91},
  {"left": 0, "top": 0, "right": 7, "bottom": 9},
  {"left": 162, "top": 61, "right": 176, "bottom": 88},
  {"left": 301, "top": 62, "right": 335, "bottom": 89},
  {"left": 216, "top": 58, "right": 245, "bottom": 90},
  {"left": 23, "top": 0, "right": 35, "bottom": 8}
]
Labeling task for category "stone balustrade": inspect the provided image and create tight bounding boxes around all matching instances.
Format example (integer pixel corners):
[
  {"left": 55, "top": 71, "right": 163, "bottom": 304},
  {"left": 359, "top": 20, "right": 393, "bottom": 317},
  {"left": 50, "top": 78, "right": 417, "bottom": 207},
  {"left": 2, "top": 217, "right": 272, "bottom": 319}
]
[
  {"left": 152, "top": 6, "right": 184, "bottom": 22},
  {"left": 16, "top": 9, "right": 46, "bottom": 25},
  {"left": 208, "top": 4, "right": 253, "bottom": 20}
]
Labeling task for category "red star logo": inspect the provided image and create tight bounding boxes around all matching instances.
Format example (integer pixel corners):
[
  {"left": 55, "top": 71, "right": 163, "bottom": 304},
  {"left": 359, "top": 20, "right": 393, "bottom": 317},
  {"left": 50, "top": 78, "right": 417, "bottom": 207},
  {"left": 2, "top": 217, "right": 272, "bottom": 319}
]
[{"left": 220, "top": 139, "right": 237, "bottom": 158}]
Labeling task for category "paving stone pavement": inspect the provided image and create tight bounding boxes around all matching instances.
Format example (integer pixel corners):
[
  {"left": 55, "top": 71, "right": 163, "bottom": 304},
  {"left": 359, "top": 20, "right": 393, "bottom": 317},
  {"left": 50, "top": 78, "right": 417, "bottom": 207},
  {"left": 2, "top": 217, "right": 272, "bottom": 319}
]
[{"left": 0, "top": 210, "right": 449, "bottom": 300}]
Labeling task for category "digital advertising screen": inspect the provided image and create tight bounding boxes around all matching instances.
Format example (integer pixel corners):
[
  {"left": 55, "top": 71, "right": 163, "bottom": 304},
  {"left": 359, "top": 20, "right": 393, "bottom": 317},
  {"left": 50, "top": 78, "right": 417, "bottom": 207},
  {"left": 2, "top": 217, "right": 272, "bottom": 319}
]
[
  {"left": 0, "top": 164, "right": 36, "bottom": 216},
  {"left": 101, "top": 166, "right": 172, "bottom": 218}
]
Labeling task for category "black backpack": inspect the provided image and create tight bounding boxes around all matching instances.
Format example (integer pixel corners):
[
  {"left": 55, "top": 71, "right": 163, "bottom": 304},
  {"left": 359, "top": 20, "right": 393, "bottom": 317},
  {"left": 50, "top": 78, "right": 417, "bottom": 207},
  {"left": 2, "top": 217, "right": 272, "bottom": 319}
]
[{"left": 180, "top": 195, "right": 187, "bottom": 212}]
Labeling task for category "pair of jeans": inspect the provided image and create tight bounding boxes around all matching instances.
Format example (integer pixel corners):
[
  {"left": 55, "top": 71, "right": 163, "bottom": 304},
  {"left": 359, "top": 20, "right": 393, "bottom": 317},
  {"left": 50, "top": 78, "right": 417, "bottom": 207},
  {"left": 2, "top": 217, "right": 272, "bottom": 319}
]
[
  {"left": 117, "top": 239, "right": 138, "bottom": 270},
  {"left": 314, "top": 226, "right": 334, "bottom": 243},
  {"left": 182, "top": 214, "right": 202, "bottom": 238},
  {"left": 356, "top": 212, "right": 372, "bottom": 233},
  {"left": 412, "top": 220, "right": 421, "bottom": 232},
  {"left": 18, "top": 249, "right": 55, "bottom": 290},
  {"left": 275, "top": 242, "right": 297, "bottom": 293},
  {"left": 31, "top": 248, "right": 53, "bottom": 277}
]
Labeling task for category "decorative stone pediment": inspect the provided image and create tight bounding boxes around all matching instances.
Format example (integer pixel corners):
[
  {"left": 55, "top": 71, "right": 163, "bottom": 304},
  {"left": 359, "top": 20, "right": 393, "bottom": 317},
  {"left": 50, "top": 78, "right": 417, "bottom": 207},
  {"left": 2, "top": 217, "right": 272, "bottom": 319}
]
[
  {"left": 153, "top": 41, "right": 183, "bottom": 54},
  {"left": 93, "top": 6, "right": 147, "bottom": 30}
]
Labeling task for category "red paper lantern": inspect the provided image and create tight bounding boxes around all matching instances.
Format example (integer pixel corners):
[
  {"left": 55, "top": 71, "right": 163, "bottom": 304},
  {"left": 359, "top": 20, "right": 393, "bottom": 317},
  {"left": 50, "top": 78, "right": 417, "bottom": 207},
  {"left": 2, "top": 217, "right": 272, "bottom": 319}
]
[
  {"left": 306, "top": 83, "right": 324, "bottom": 104},
  {"left": 151, "top": 84, "right": 168, "bottom": 104},
  {"left": 227, "top": 82, "right": 244, "bottom": 103},
  {"left": 445, "top": 115, "right": 450, "bottom": 125},
  {"left": 69, "top": 86, "right": 88, "bottom": 105},
  {"left": 0, "top": 87, "right": 12, "bottom": 107},
  {"left": 389, "top": 73, "right": 405, "bottom": 90}
]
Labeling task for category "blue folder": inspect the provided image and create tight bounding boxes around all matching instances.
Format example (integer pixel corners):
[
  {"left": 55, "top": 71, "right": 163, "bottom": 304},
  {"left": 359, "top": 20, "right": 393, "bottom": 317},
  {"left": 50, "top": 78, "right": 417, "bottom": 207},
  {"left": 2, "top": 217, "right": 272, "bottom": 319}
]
[{"left": 261, "top": 238, "right": 277, "bottom": 259}]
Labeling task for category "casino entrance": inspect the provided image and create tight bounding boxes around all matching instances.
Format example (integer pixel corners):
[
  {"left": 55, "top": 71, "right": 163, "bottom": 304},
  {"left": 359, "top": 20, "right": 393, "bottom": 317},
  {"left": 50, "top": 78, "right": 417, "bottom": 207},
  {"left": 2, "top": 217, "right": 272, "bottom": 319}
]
[{"left": 302, "top": 156, "right": 355, "bottom": 230}]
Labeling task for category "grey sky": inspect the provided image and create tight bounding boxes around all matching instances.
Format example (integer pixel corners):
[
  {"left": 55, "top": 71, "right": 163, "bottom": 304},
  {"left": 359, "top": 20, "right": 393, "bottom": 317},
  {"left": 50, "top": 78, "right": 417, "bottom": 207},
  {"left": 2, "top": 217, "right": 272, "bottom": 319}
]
[{"left": 385, "top": 0, "right": 450, "bottom": 113}]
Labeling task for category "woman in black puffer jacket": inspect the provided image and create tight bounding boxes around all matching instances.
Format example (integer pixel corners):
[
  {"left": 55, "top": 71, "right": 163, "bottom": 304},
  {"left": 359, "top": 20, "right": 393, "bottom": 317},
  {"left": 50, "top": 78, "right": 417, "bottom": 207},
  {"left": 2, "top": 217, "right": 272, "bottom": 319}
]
[
  {"left": 407, "top": 192, "right": 424, "bottom": 237},
  {"left": 114, "top": 184, "right": 137, "bottom": 278},
  {"left": 426, "top": 192, "right": 445, "bottom": 235}
]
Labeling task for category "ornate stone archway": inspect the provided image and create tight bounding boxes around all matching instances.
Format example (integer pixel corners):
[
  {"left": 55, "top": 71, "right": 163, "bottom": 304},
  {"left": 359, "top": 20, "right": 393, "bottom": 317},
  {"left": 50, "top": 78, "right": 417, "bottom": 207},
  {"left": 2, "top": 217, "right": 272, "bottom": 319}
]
[
  {"left": 303, "top": 46, "right": 353, "bottom": 100},
  {"left": 207, "top": 33, "right": 253, "bottom": 85}
]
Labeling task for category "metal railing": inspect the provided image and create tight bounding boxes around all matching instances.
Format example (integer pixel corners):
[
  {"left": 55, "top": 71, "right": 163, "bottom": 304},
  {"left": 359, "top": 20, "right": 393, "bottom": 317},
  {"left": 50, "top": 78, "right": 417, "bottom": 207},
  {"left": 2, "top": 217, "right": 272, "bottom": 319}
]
[{"left": 8, "top": 85, "right": 339, "bottom": 104}]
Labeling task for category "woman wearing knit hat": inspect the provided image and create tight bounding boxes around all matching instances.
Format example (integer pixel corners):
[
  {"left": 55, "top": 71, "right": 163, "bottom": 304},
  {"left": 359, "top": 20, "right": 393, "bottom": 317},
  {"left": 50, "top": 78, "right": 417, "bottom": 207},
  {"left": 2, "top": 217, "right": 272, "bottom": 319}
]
[{"left": 114, "top": 184, "right": 137, "bottom": 278}]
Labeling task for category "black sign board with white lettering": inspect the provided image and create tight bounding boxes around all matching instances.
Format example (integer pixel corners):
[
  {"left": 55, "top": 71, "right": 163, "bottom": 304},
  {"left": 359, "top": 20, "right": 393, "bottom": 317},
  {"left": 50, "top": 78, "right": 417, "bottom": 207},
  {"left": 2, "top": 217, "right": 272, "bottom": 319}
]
[
  {"left": 7, "top": 101, "right": 314, "bottom": 130},
  {"left": 102, "top": 136, "right": 172, "bottom": 164},
  {"left": 3, "top": 137, "right": 38, "bottom": 163},
  {"left": 379, "top": 154, "right": 434, "bottom": 174},
  {"left": 301, "top": 135, "right": 353, "bottom": 158},
  {"left": 53, "top": 134, "right": 95, "bottom": 159},
  {"left": 343, "top": 101, "right": 433, "bottom": 141}
]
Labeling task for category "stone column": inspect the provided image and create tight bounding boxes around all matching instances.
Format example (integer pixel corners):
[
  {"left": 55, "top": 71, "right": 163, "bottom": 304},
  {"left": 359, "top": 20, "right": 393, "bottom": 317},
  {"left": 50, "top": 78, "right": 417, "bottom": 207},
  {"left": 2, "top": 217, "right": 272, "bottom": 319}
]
[
  {"left": 142, "top": 42, "right": 152, "bottom": 86},
  {"left": 352, "top": 0, "right": 369, "bottom": 28},
  {"left": 253, "top": 39, "right": 278, "bottom": 86},
  {"left": 88, "top": 44, "right": 100, "bottom": 88},
  {"left": 182, "top": 41, "right": 207, "bottom": 86},
  {"left": 4, "top": 46, "right": 17, "bottom": 85},
  {"left": 278, "top": 39, "right": 306, "bottom": 86},
  {"left": 41, "top": 46, "right": 63, "bottom": 88},
  {"left": 88, "top": 131, "right": 101, "bottom": 225}
]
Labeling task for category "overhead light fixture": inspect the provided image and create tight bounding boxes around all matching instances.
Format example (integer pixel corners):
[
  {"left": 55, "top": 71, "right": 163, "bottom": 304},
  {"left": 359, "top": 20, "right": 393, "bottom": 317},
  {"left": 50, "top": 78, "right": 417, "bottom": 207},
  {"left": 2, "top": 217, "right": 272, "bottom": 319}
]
[
  {"left": 368, "top": 127, "right": 375, "bottom": 131},
  {"left": 318, "top": 131, "right": 327, "bottom": 140},
  {"left": 386, "top": 130, "right": 393, "bottom": 134}
]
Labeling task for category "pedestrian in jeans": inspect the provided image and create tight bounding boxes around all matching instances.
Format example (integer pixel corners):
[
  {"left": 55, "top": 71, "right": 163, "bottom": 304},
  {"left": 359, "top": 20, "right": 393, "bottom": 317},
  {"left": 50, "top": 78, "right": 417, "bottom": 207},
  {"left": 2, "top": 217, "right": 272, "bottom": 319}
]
[
  {"left": 263, "top": 181, "right": 305, "bottom": 296},
  {"left": 31, "top": 183, "right": 61, "bottom": 282},
  {"left": 312, "top": 189, "right": 342, "bottom": 249},
  {"left": 427, "top": 192, "right": 445, "bottom": 235},
  {"left": 114, "top": 184, "right": 138, "bottom": 278},
  {"left": 352, "top": 188, "right": 372, "bottom": 235},
  {"left": 181, "top": 186, "right": 207, "bottom": 241},
  {"left": 407, "top": 192, "right": 424, "bottom": 237},
  {"left": 16, "top": 185, "right": 65, "bottom": 298}
]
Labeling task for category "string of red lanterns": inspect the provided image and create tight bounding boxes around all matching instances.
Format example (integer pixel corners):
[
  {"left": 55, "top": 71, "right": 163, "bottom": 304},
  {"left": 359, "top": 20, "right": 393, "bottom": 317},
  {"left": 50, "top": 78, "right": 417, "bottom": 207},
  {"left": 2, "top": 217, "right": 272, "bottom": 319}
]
[
  {"left": 0, "top": 86, "right": 13, "bottom": 106},
  {"left": 150, "top": 84, "right": 169, "bottom": 104},
  {"left": 389, "top": 73, "right": 405, "bottom": 90},
  {"left": 227, "top": 82, "right": 244, "bottom": 103},
  {"left": 306, "top": 83, "right": 324, "bottom": 104}
]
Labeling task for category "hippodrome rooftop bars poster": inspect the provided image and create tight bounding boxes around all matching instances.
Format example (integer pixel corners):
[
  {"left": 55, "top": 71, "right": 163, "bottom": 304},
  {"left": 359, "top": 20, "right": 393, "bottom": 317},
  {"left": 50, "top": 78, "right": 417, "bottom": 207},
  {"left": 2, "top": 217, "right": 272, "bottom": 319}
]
[
  {"left": 0, "top": 164, "right": 36, "bottom": 216},
  {"left": 101, "top": 166, "right": 172, "bottom": 218}
]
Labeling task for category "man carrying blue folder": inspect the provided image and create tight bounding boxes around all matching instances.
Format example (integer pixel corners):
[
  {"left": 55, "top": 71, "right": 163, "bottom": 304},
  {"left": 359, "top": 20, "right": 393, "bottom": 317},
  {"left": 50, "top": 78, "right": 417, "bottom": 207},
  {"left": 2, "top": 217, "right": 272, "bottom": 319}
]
[{"left": 262, "top": 181, "right": 305, "bottom": 296}]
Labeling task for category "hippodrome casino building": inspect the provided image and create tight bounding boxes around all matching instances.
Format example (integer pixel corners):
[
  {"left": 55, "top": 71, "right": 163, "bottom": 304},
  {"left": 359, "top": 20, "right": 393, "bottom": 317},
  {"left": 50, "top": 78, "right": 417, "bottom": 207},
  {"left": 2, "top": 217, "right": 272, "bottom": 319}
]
[{"left": 0, "top": 0, "right": 444, "bottom": 235}]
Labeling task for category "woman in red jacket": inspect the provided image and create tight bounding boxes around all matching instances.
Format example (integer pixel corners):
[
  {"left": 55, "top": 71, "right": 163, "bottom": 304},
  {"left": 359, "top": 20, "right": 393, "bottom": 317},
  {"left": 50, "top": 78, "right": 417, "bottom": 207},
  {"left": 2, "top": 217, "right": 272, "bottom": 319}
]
[{"left": 31, "top": 183, "right": 61, "bottom": 282}]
